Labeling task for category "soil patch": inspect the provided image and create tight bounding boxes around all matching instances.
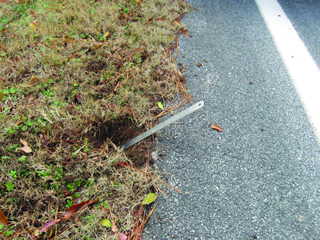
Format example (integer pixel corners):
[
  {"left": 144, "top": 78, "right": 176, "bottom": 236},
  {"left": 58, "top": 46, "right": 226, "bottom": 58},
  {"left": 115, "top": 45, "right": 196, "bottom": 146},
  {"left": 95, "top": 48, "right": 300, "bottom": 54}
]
[{"left": 88, "top": 117, "right": 154, "bottom": 166}]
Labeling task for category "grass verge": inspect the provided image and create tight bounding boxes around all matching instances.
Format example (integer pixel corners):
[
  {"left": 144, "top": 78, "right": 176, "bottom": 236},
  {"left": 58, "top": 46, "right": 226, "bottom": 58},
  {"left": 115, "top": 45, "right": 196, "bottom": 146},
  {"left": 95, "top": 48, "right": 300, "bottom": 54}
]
[{"left": 0, "top": 0, "right": 192, "bottom": 239}]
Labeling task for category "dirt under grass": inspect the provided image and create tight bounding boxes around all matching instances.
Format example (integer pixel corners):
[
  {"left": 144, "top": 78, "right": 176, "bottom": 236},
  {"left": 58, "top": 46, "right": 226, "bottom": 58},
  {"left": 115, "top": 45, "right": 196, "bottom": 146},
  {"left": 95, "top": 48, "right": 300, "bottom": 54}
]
[{"left": 0, "top": 0, "right": 192, "bottom": 239}]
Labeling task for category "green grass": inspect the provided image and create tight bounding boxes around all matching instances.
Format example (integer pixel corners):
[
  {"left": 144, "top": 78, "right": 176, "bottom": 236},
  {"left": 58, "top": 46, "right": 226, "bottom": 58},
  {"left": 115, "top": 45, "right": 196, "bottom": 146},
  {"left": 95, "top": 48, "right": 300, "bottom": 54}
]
[{"left": 0, "top": 0, "right": 191, "bottom": 239}]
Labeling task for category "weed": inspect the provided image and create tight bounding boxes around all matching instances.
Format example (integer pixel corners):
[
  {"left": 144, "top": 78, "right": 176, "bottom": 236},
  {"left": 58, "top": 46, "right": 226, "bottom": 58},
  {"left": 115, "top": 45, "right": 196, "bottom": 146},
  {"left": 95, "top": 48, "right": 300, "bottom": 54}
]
[
  {"left": 67, "top": 183, "right": 75, "bottom": 192},
  {"left": 18, "top": 155, "right": 27, "bottom": 162},
  {"left": 8, "top": 170, "right": 17, "bottom": 180},
  {"left": 53, "top": 168, "right": 63, "bottom": 181},
  {"left": 65, "top": 198, "right": 73, "bottom": 209},
  {"left": 6, "top": 182, "right": 15, "bottom": 191}
]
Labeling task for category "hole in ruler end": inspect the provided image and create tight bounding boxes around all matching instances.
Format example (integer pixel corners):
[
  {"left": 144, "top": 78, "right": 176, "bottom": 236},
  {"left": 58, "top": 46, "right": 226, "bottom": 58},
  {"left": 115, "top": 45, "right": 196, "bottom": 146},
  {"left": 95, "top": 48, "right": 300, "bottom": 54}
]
[{"left": 198, "top": 101, "right": 204, "bottom": 108}]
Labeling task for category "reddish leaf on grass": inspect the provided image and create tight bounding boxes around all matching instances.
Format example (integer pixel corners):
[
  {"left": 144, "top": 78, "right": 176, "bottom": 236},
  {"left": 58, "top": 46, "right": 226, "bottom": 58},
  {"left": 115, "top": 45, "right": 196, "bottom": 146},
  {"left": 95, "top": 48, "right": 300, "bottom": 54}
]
[
  {"left": 120, "top": 11, "right": 128, "bottom": 19},
  {"left": 30, "top": 76, "right": 40, "bottom": 84},
  {"left": 67, "top": 53, "right": 78, "bottom": 61},
  {"left": 146, "top": 18, "right": 165, "bottom": 24},
  {"left": 117, "top": 162, "right": 128, "bottom": 167},
  {"left": 73, "top": 94, "right": 83, "bottom": 104},
  {"left": 93, "top": 44, "right": 104, "bottom": 51},
  {"left": 62, "top": 199, "right": 99, "bottom": 220},
  {"left": 28, "top": 10, "right": 36, "bottom": 18},
  {"left": 118, "top": 233, "right": 127, "bottom": 240},
  {"left": 40, "top": 219, "right": 60, "bottom": 232},
  {"left": 18, "top": 139, "right": 32, "bottom": 153},
  {"left": 0, "top": 209, "right": 8, "bottom": 226}
]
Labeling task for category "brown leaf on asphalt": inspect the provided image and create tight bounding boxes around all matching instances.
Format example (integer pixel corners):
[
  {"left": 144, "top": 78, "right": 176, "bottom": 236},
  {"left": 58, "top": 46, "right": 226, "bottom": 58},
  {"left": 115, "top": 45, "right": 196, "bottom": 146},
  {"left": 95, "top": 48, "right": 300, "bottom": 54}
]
[
  {"left": 18, "top": 139, "right": 33, "bottom": 153},
  {"left": 62, "top": 199, "right": 98, "bottom": 220},
  {"left": 197, "top": 63, "right": 202, "bottom": 67},
  {"left": 182, "top": 29, "right": 189, "bottom": 38},
  {"left": 0, "top": 209, "right": 8, "bottom": 226},
  {"left": 211, "top": 124, "right": 222, "bottom": 132}
]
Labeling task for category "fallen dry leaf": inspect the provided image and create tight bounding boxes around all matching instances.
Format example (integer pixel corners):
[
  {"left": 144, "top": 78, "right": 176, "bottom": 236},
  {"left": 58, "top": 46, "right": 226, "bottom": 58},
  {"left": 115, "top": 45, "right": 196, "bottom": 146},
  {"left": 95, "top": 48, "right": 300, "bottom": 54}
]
[
  {"left": 182, "top": 29, "right": 189, "bottom": 38},
  {"left": 29, "top": 76, "right": 39, "bottom": 86},
  {"left": 111, "top": 220, "right": 118, "bottom": 233},
  {"left": 62, "top": 199, "right": 98, "bottom": 220},
  {"left": 173, "top": 19, "right": 182, "bottom": 27},
  {"left": 18, "top": 139, "right": 32, "bottom": 153},
  {"left": 118, "top": 233, "right": 127, "bottom": 240},
  {"left": 211, "top": 124, "right": 222, "bottom": 132},
  {"left": 0, "top": 209, "right": 8, "bottom": 226},
  {"left": 197, "top": 63, "right": 202, "bottom": 67},
  {"left": 67, "top": 53, "right": 78, "bottom": 61},
  {"left": 117, "top": 162, "right": 128, "bottom": 167},
  {"left": 40, "top": 219, "right": 60, "bottom": 232},
  {"left": 73, "top": 94, "right": 83, "bottom": 104},
  {"left": 27, "top": 93, "right": 35, "bottom": 103}
]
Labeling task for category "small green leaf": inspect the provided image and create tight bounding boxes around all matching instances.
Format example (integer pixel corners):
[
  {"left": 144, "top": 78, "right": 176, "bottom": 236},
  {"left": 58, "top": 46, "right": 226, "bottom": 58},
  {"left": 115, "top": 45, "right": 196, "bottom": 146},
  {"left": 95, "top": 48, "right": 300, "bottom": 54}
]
[
  {"left": 101, "top": 218, "right": 111, "bottom": 227},
  {"left": 18, "top": 155, "right": 27, "bottom": 162},
  {"left": 142, "top": 193, "right": 157, "bottom": 205},
  {"left": 6, "top": 182, "right": 15, "bottom": 191},
  {"left": 21, "top": 125, "right": 28, "bottom": 131},
  {"left": 157, "top": 102, "right": 164, "bottom": 109},
  {"left": 9, "top": 88, "right": 16, "bottom": 94}
]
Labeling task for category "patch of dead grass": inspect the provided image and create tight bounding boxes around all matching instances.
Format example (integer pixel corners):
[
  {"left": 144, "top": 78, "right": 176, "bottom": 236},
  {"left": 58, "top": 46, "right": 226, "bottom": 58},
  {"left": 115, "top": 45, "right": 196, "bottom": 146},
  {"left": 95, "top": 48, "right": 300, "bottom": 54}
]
[{"left": 0, "top": 0, "right": 191, "bottom": 239}]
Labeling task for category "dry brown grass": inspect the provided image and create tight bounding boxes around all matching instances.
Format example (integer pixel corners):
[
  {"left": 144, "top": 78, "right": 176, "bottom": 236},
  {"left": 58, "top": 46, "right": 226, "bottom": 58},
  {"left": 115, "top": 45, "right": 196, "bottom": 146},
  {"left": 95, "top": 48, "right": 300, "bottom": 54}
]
[{"left": 0, "top": 0, "right": 191, "bottom": 239}]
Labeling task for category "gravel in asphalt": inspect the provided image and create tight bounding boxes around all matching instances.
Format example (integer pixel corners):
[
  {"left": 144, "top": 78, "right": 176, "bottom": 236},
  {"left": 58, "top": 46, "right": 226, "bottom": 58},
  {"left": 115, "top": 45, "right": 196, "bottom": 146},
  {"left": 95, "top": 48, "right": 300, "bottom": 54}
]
[{"left": 143, "top": 0, "right": 320, "bottom": 239}]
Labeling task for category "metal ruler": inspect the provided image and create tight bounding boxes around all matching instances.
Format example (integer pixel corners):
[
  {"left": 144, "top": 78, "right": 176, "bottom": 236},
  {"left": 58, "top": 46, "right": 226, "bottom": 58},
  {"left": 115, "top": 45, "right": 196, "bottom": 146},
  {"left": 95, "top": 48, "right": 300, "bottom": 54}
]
[{"left": 122, "top": 101, "right": 204, "bottom": 150}]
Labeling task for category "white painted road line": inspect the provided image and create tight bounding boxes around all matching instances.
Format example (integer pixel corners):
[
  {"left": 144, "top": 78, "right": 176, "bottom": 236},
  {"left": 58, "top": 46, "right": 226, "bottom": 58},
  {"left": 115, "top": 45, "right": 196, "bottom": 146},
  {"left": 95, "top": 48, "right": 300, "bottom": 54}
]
[{"left": 255, "top": 0, "right": 320, "bottom": 144}]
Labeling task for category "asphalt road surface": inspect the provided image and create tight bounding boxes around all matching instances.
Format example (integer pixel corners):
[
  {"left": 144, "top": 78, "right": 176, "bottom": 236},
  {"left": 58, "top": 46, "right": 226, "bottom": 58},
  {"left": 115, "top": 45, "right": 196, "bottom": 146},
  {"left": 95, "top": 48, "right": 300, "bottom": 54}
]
[{"left": 143, "top": 0, "right": 320, "bottom": 239}]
